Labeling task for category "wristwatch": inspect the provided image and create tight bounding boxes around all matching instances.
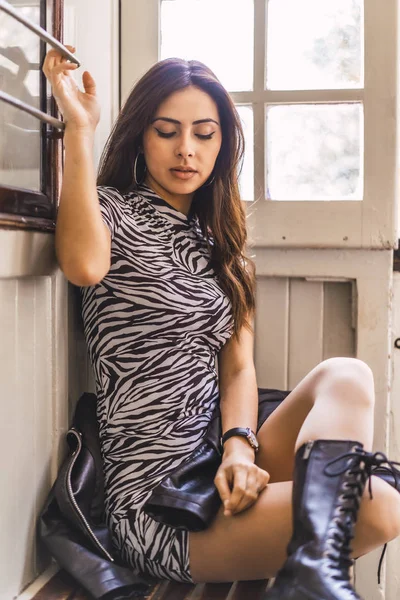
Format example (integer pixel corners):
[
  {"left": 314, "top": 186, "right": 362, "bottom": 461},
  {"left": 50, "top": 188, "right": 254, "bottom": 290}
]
[{"left": 220, "top": 427, "right": 259, "bottom": 453}]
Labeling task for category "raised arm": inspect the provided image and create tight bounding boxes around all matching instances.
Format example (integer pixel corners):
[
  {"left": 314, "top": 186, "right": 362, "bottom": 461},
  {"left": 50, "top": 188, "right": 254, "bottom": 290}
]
[
  {"left": 42, "top": 44, "right": 111, "bottom": 286},
  {"left": 55, "top": 129, "right": 111, "bottom": 286}
]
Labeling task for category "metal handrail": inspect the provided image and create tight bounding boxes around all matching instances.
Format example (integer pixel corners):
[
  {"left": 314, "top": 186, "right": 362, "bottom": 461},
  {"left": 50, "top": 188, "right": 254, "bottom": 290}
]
[
  {"left": 0, "top": 90, "right": 65, "bottom": 130},
  {"left": 0, "top": 0, "right": 84, "bottom": 130},
  {"left": 0, "top": 0, "right": 80, "bottom": 66}
]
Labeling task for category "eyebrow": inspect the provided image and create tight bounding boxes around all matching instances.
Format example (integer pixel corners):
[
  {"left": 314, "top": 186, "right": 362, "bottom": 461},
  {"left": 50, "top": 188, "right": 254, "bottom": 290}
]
[{"left": 151, "top": 117, "right": 220, "bottom": 126}]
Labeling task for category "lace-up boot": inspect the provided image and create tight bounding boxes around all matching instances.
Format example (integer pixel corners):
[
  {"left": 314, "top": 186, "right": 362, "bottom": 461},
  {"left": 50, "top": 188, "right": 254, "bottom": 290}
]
[
  {"left": 264, "top": 439, "right": 371, "bottom": 600},
  {"left": 366, "top": 453, "right": 400, "bottom": 584}
]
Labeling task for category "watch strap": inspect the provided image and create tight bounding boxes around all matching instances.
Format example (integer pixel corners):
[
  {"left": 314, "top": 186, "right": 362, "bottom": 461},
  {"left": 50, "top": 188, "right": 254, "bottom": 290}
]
[{"left": 220, "top": 427, "right": 259, "bottom": 452}]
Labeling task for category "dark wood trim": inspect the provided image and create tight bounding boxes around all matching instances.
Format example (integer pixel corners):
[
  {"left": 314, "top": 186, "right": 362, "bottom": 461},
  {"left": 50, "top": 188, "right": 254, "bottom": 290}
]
[
  {"left": 30, "top": 569, "right": 270, "bottom": 600},
  {"left": 393, "top": 242, "right": 400, "bottom": 272},
  {"left": 0, "top": 213, "right": 55, "bottom": 232}
]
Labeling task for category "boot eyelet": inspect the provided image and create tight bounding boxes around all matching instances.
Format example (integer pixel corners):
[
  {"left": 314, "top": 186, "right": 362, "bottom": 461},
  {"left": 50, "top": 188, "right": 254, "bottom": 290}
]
[{"left": 333, "top": 517, "right": 341, "bottom": 525}]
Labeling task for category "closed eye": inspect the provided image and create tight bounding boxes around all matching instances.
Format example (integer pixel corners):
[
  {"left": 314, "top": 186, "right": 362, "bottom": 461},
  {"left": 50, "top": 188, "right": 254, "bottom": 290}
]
[{"left": 155, "top": 129, "right": 215, "bottom": 140}]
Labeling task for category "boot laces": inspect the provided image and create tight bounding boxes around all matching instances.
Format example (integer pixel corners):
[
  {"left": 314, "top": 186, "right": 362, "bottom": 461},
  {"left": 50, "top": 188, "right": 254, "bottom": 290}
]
[{"left": 323, "top": 448, "right": 400, "bottom": 584}]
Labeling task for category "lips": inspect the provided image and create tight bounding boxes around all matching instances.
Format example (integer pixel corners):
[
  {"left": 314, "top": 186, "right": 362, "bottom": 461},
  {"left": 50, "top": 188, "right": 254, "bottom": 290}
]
[{"left": 171, "top": 168, "right": 197, "bottom": 173}]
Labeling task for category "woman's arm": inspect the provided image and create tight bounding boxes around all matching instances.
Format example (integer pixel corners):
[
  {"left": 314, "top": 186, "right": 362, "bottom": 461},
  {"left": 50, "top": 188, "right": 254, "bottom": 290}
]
[
  {"left": 55, "top": 128, "right": 111, "bottom": 286},
  {"left": 218, "top": 318, "right": 258, "bottom": 455},
  {"left": 214, "top": 317, "right": 270, "bottom": 516},
  {"left": 41, "top": 45, "right": 109, "bottom": 286}
]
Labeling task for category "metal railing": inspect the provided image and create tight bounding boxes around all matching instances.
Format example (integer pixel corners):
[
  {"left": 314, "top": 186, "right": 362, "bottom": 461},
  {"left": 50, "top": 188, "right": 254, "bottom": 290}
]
[{"left": 0, "top": 0, "right": 81, "bottom": 130}]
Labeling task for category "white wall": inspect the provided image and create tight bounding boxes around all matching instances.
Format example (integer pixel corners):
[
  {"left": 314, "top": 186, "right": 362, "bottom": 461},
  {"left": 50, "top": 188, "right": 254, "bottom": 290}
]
[{"left": 0, "top": 1, "right": 119, "bottom": 598}]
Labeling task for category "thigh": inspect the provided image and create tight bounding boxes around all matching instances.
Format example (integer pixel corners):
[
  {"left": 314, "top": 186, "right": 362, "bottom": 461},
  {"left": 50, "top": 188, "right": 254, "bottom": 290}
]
[
  {"left": 189, "top": 480, "right": 293, "bottom": 583},
  {"left": 255, "top": 361, "right": 327, "bottom": 482}
]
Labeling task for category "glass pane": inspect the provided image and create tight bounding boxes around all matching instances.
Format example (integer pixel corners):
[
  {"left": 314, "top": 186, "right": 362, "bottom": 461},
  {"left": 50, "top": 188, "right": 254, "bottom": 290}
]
[
  {"left": 267, "top": 0, "right": 363, "bottom": 90},
  {"left": 0, "top": 1, "right": 41, "bottom": 191},
  {"left": 266, "top": 104, "right": 363, "bottom": 200},
  {"left": 160, "top": 0, "right": 254, "bottom": 92},
  {"left": 237, "top": 105, "right": 254, "bottom": 201}
]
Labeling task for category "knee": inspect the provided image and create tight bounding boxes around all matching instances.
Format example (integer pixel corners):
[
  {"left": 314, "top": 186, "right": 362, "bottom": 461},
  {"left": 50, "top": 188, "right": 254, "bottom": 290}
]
[{"left": 317, "top": 357, "right": 375, "bottom": 406}]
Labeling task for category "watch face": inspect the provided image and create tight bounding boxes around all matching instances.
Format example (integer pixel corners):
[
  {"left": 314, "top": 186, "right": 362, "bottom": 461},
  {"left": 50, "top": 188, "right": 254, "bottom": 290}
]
[{"left": 247, "top": 429, "right": 259, "bottom": 450}]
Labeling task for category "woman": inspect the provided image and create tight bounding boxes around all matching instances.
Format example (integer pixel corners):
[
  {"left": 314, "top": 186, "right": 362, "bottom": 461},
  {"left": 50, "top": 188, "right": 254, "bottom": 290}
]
[{"left": 42, "top": 46, "right": 400, "bottom": 599}]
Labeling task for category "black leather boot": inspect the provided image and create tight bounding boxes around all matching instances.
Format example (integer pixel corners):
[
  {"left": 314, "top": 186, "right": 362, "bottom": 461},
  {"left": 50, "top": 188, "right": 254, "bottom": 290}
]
[
  {"left": 263, "top": 439, "right": 385, "bottom": 600},
  {"left": 372, "top": 462, "right": 400, "bottom": 491},
  {"left": 368, "top": 456, "right": 400, "bottom": 584}
]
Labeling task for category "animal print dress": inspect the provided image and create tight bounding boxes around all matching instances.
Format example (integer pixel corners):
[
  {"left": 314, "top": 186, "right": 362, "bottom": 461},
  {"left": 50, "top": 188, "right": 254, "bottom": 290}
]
[{"left": 79, "top": 182, "right": 235, "bottom": 583}]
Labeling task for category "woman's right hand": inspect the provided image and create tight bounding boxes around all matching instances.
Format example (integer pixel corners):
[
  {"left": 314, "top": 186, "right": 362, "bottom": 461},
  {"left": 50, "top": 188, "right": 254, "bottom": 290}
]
[{"left": 42, "top": 44, "right": 100, "bottom": 133}]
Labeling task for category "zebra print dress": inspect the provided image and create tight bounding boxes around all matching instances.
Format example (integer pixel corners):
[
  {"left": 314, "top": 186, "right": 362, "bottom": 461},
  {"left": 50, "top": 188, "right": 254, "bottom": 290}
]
[{"left": 79, "top": 182, "right": 234, "bottom": 583}]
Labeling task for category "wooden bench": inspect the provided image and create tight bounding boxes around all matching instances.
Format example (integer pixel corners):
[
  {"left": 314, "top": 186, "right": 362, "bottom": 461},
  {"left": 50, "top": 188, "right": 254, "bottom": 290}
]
[{"left": 31, "top": 569, "right": 271, "bottom": 600}]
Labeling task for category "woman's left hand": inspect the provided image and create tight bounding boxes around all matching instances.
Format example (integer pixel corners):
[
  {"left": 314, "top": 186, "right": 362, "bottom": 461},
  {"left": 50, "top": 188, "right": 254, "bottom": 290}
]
[{"left": 214, "top": 448, "right": 270, "bottom": 516}]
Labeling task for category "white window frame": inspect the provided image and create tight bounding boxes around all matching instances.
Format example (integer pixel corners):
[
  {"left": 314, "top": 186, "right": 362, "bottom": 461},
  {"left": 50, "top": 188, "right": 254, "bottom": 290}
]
[{"left": 121, "top": 0, "right": 399, "bottom": 250}]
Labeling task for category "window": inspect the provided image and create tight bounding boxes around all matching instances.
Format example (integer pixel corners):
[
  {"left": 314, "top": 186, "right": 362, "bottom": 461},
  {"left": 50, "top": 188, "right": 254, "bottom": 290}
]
[
  {"left": 160, "top": 0, "right": 255, "bottom": 200},
  {"left": 0, "top": 0, "right": 64, "bottom": 232},
  {"left": 122, "top": 0, "right": 397, "bottom": 248}
]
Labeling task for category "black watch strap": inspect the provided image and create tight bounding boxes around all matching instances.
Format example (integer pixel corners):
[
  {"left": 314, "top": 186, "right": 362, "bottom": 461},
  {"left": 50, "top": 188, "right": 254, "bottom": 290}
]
[{"left": 220, "top": 427, "right": 259, "bottom": 452}]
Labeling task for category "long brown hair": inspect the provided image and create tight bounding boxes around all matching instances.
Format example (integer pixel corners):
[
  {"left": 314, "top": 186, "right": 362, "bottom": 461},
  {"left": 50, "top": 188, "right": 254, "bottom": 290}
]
[{"left": 97, "top": 58, "right": 256, "bottom": 341}]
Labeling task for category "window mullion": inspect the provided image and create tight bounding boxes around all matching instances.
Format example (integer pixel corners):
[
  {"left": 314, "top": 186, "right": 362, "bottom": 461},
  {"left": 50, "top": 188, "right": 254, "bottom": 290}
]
[{"left": 253, "top": 0, "right": 266, "bottom": 203}]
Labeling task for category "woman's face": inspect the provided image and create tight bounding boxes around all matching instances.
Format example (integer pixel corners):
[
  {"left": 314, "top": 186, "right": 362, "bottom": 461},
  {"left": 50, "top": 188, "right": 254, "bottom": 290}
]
[{"left": 141, "top": 85, "right": 222, "bottom": 209}]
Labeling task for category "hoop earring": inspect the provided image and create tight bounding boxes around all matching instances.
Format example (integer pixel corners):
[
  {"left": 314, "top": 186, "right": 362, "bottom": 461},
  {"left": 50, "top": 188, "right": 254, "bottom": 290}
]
[
  {"left": 204, "top": 173, "right": 215, "bottom": 187},
  {"left": 133, "top": 152, "right": 147, "bottom": 185}
]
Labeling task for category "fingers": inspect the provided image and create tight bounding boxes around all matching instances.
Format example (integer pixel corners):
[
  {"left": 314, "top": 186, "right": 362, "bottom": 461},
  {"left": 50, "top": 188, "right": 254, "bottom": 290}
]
[
  {"left": 214, "top": 469, "right": 232, "bottom": 513},
  {"left": 42, "top": 44, "right": 76, "bottom": 77},
  {"left": 226, "top": 468, "right": 247, "bottom": 515},
  {"left": 219, "top": 464, "right": 270, "bottom": 516},
  {"left": 82, "top": 71, "right": 97, "bottom": 96}
]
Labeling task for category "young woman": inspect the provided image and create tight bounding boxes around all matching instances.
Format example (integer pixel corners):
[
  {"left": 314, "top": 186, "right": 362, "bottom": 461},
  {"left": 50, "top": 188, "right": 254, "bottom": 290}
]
[{"left": 42, "top": 46, "right": 400, "bottom": 599}]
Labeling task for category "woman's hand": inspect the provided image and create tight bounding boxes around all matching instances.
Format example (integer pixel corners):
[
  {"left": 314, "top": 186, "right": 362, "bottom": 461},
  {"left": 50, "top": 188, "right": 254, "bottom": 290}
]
[
  {"left": 214, "top": 444, "right": 270, "bottom": 516},
  {"left": 42, "top": 44, "right": 100, "bottom": 133}
]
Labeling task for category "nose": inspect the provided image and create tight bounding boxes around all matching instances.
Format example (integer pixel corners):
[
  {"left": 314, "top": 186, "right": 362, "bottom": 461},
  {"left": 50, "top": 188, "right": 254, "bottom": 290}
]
[{"left": 174, "top": 131, "right": 194, "bottom": 159}]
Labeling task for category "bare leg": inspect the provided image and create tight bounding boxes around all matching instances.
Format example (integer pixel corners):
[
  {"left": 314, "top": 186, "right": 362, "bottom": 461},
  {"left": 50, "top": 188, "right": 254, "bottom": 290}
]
[
  {"left": 293, "top": 357, "right": 374, "bottom": 451},
  {"left": 188, "top": 358, "right": 400, "bottom": 583}
]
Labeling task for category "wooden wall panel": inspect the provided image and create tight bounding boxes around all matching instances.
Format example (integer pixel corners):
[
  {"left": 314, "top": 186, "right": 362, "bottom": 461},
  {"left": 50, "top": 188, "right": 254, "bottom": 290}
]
[
  {"left": 254, "top": 277, "right": 289, "bottom": 389},
  {"left": 0, "top": 278, "right": 54, "bottom": 599},
  {"left": 0, "top": 279, "right": 19, "bottom": 599},
  {"left": 32, "top": 278, "right": 53, "bottom": 577},
  {"left": 15, "top": 279, "right": 37, "bottom": 587},
  {"left": 288, "top": 279, "right": 324, "bottom": 389},
  {"left": 254, "top": 277, "right": 356, "bottom": 392},
  {"left": 323, "top": 282, "right": 356, "bottom": 360},
  {"left": 386, "top": 273, "right": 400, "bottom": 600}
]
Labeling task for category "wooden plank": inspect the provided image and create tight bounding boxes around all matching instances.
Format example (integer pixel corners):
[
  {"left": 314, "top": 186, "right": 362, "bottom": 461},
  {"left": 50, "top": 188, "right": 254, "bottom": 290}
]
[
  {"left": 322, "top": 281, "right": 355, "bottom": 360},
  {"left": 254, "top": 276, "right": 289, "bottom": 388},
  {"left": 16, "top": 278, "right": 39, "bottom": 587},
  {"left": 230, "top": 580, "right": 269, "bottom": 600},
  {"left": 30, "top": 571, "right": 271, "bottom": 600},
  {"left": 33, "top": 277, "right": 53, "bottom": 577},
  {"left": 198, "top": 583, "right": 233, "bottom": 600},
  {"left": 31, "top": 569, "right": 81, "bottom": 600},
  {"left": 156, "top": 581, "right": 194, "bottom": 600},
  {"left": 0, "top": 279, "right": 19, "bottom": 598},
  {"left": 288, "top": 279, "right": 323, "bottom": 388}
]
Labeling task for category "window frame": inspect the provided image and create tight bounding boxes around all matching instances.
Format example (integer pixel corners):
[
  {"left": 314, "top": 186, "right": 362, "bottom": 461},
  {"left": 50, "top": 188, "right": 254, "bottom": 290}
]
[
  {"left": 121, "top": 0, "right": 398, "bottom": 250},
  {"left": 0, "top": 0, "right": 64, "bottom": 233}
]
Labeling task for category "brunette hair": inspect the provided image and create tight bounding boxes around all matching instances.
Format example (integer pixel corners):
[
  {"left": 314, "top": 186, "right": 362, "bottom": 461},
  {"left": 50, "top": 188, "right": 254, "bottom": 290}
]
[{"left": 97, "top": 57, "right": 256, "bottom": 340}]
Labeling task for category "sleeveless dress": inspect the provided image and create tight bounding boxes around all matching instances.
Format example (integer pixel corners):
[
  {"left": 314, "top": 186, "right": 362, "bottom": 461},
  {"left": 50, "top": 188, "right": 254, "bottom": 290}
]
[{"left": 79, "top": 182, "right": 235, "bottom": 583}]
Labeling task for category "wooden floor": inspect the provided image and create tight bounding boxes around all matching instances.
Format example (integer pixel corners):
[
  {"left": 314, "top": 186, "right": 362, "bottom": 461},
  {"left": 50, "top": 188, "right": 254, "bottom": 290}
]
[{"left": 32, "top": 569, "right": 271, "bottom": 600}]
